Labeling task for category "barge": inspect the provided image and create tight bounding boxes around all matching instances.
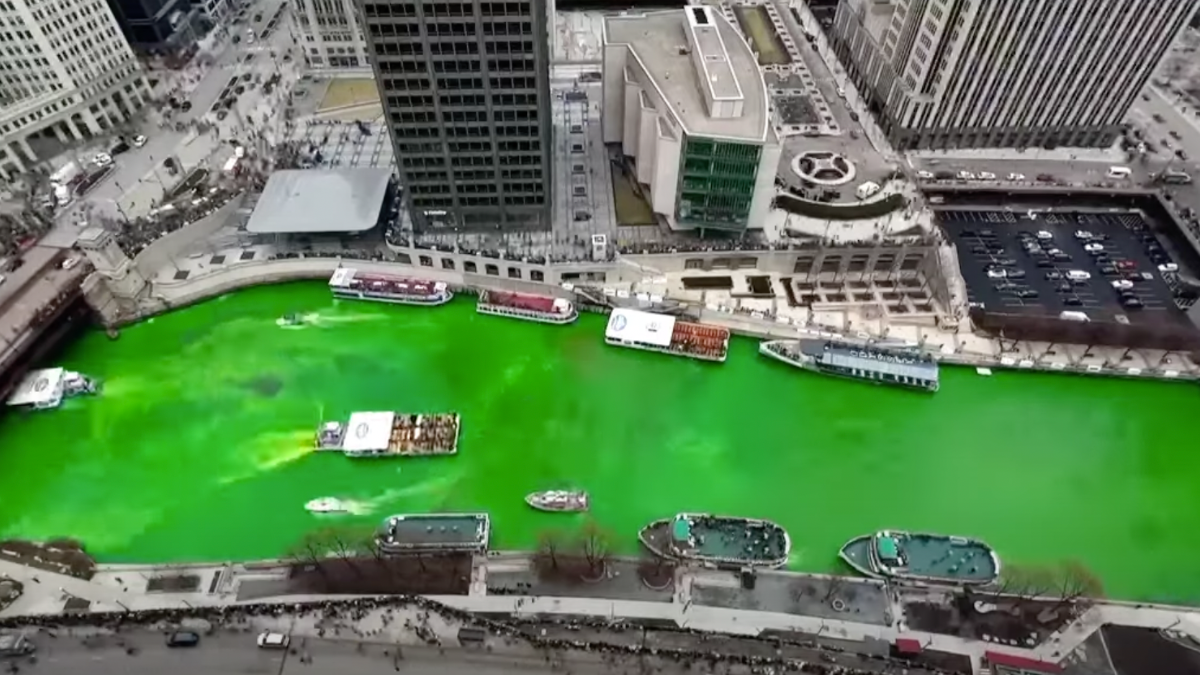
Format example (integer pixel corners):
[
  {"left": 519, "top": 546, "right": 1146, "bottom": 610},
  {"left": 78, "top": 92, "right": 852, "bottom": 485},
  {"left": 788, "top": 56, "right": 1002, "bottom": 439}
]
[
  {"left": 316, "top": 410, "right": 461, "bottom": 457},
  {"left": 760, "top": 339, "right": 939, "bottom": 392},
  {"left": 5, "top": 367, "right": 100, "bottom": 411},
  {"left": 477, "top": 290, "right": 578, "bottom": 324},
  {"left": 605, "top": 308, "right": 729, "bottom": 363},
  {"left": 639, "top": 513, "right": 790, "bottom": 568},
  {"left": 840, "top": 530, "right": 1000, "bottom": 585},
  {"left": 376, "top": 513, "right": 491, "bottom": 555},
  {"left": 328, "top": 268, "right": 453, "bottom": 306}
]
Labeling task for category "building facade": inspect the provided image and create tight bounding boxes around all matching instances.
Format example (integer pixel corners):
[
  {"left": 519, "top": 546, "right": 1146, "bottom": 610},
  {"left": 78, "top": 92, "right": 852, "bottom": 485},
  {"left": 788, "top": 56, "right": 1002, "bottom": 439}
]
[
  {"left": 293, "top": 0, "right": 371, "bottom": 74},
  {"left": 831, "top": 0, "right": 1200, "bottom": 150},
  {"left": 358, "top": 0, "right": 554, "bottom": 231},
  {"left": 0, "top": 0, "right": 152, "bottom": 179},
  {"left": 602, "top": 7, "right": 781, "bottom": 234}
]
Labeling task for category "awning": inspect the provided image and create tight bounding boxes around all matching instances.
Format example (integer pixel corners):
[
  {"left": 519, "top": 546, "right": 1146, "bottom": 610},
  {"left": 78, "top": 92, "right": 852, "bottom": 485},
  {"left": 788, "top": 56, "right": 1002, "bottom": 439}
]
[
  {"left": 895, "top": 638, "right": 923, "bottom": 654},
  {"left": 985, "top": 650, "right": 1063, "bottom": 673}
]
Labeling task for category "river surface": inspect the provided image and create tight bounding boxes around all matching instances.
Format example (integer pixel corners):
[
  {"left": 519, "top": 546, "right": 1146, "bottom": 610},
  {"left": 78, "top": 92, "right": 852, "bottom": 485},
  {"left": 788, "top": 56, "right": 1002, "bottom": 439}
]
[{"left": 0, "top": 282, "right": 1196, "bottom": 602}]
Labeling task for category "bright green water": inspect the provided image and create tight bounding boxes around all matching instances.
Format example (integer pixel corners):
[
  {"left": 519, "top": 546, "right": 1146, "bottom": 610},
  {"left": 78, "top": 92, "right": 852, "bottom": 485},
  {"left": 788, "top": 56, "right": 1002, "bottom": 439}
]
[{"left": 0, "top": 282, "right": 1197, "bottom": 603}]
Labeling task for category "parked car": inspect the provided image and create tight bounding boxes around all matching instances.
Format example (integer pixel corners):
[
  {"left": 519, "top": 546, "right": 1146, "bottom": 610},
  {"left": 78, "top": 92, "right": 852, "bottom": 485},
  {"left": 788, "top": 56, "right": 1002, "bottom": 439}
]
[
  {"left": 1007, "top": 173, "right": 1025, "bottom": 181},
  {"left": 1111, "top": 279, "right": 1134, "bottom": 290},
  {"left": 167, "top": 631, "right": 200, "bottom": 648},
  {"left": 257, "top": 632, "right": 289, "bottom": 649}
]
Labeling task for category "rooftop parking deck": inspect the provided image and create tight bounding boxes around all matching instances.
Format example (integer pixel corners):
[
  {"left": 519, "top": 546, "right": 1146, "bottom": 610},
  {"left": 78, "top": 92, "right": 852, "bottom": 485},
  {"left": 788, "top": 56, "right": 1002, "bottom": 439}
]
[{"left": 939, "top": 209, "right": 1192, "bottom": 327}]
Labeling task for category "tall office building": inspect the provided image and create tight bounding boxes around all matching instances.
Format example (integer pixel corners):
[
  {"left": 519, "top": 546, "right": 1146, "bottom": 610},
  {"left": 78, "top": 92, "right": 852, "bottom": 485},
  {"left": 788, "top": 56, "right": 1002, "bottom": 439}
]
[
  {"left": 832, "top": 0, "right": 1200, "bottom": 150},
  {"left": 105, "top": 0, "right": 211, "bottom": 52},
  {"left": 358, "top": 0, "right": 553, "bottom": 231},
  {"left": 293, "top": 0, "right": 371, "bottom": 73},
  {"left": 0, "top": 0, "right": 151, "bottom": 179}
]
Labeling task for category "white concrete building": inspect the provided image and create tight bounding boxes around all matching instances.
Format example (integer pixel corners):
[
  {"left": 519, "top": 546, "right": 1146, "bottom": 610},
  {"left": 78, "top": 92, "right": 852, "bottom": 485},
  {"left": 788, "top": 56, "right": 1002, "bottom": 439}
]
[
  {"left": 602, "top": 7, "right": 780, "bottom": 234},
  {"left": 832, "top": 0, "right": 1200, "bottom": 150},
  {"left": 293, "top": 0, "right": 370, "bottom": 75},
  {"left": 0, "top": 0, "right": 151, "bottom": 179}
]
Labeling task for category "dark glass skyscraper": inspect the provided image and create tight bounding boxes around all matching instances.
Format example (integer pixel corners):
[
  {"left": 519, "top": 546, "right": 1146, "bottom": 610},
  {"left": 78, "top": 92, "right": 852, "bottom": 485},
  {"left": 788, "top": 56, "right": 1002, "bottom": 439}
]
[{"left": 359, "top": 0, "right": 553, "bottom": 232}]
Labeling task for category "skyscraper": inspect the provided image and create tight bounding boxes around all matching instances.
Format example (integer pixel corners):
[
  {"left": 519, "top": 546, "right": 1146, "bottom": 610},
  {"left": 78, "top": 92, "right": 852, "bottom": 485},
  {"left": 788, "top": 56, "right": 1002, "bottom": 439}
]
[
  {"left": 831, "top": 0, "right": 1200, "bottom": 150},
  {"left": 0, "top": 0, "right": 151, "bottom": 179},
  {"left": 358, "top": 0, "right": 553, "bottom": 232}
]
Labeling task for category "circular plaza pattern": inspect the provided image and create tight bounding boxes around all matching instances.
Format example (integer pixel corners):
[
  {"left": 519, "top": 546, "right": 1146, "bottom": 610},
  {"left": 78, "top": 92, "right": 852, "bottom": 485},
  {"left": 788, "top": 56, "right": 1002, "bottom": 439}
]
[{"left": 790, "top": 151, "right": 857, "bottom": 186}]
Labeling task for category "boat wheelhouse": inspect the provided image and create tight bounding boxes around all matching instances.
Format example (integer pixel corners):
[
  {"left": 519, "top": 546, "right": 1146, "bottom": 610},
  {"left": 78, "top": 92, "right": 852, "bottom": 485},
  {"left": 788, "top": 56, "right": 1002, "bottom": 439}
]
[
  {"left": 5, "top": 368, "right": 100, "bottom": 411},
  {"left": 604, "top": 308, "right": 729, "bottom": 362},
  {"left": 376, "top": 513, "right": 491, "bottom": 555},
  {"left": 760, "top": 339, "right": 938, "bottom": 392},
  {"left": 839, "top": 530, "right": 1000, "bottom": 585},
  {"left": 328, "top": 268, "right": 453, "bottom": 306},
  {"left": 639, "top": 513, "right": 790, "bottom": 569},
  {"left": 477, "top": 290, "right": 578, "bottom": 324},
  {"left": 314, "top": 410, "right": 461, "bottom": 457}
]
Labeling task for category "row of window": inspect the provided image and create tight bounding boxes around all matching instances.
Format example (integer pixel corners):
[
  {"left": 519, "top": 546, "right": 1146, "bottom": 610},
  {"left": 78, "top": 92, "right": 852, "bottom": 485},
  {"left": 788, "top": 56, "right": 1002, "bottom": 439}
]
[
  {"left": 410, "top": 193, "right": 544, "bottom": 208},
  {"left": 363, "top": 2, "right": 531, "bottom": 19},
  {"left": 404, "top": 253, "right": 548, "bottom": 283}
]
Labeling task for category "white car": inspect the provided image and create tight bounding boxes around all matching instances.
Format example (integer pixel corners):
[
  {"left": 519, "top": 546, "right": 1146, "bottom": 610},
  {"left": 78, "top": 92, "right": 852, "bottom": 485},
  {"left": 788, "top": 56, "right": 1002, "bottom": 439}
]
[
  {"left": 1036, "top": 231, "right": 1054, "bottom": 240},
  {"left": 61, "top": 257, "right": 80, "bottom": 270},
  {"left": 978, "top": 171, "right": 997, "bottom": 180},
  {"left": 986, "top": 268, "right": 1008, "bottom": 279},
  {"left": 958, "top": 170, "right": 975, "bottom": 180},
  {"left": 1158, "top": 263, "right": 1179, "bottom": 272},
  {"left": 1074, "top": 230, "right": 1094, "bottom": 240},
  {"left": 256, "top": 632, "right": 289, "bottom": 649},
  {"left": 93, "top": 152, "right": 112, "bottom": 167},
  {"left": 1007, "top": 173, "right": 1026, "bottom": 181},
  {"left": 1083, "top": 243, "right": 1104, "bottom": 252},
  {"left": 917, "top": 170, "right": 935, "bottom": 179},
  {"left": 1111, "top": 279, "right": 1134, "bottom": 290},
  {"left": 132, "top": 134, "right": 147, "bottom": 147}
]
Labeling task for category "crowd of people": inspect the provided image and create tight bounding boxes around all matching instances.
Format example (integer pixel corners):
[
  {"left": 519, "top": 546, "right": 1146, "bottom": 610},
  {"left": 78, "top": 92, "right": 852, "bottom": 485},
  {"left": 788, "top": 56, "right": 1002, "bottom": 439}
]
[
  {"left": 0, "top": 594, "right": 957, "bottom": 675},
  {"left": 0, "top": 211, "right": 52, "bottom": 258}
]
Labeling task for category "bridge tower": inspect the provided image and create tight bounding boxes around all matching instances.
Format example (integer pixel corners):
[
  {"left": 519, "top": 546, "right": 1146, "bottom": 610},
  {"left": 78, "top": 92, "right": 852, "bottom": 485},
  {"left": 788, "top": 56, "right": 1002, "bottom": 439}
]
[{"left": 77, "top": 227, "right": 148, "bottom": 321}]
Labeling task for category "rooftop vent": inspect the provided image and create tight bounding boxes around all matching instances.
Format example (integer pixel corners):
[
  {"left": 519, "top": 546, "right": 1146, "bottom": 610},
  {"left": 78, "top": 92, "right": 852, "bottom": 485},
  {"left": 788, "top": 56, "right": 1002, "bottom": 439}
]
[{"left": 691, "top": 7, "right": 709, "bottom": 24}]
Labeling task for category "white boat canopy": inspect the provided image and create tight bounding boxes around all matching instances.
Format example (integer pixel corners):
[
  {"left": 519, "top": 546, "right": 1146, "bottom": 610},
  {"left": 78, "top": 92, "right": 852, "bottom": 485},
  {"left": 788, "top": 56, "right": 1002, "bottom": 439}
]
[
  {"left": 329, "top": 268, "right": 356, "bottom": 288},
  {"left": 341, "top": 411, "right": 395, "bottom": 452},
  {"left": 605, "top": 308, "right": 676, "bottom": 347},
  {"left": 6, "top": 368, "right": 65, "bottom": 407}
]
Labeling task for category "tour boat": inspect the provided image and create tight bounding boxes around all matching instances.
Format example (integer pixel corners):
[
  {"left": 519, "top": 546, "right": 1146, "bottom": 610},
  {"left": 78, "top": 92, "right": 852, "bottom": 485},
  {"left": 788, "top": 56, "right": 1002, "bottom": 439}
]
[
  {"left": 525, "top": 490, "right": 589, "bottom": 513},
  {"left": 314, "top": 410, "right": 461, "bottom": 457},
  {"left": 305, "top": 497, "right": 349, "bottom": 513},
  {"left": 840, "top": 529, "right": 1000, "bottom": 585},
  {"left": 376, "top": 513, "right": 491, "bottom": 554},
  {"left": 328, "top": 268, "right": 453, "bottom": 306},
  {"left": 639, "top": 513, "right": 790, "bottom": 568},
  {"left": 604, "top": 308, "right": 729, "bottom": 363},
  {"left": 760, "top": 339, "right": 939, "bottom": 392},
  {"left": 5, "top": 367, "right": 100, "bottom": 411},
  {"left": 477, "top": 290, "right": 578, "bottom": 324}
]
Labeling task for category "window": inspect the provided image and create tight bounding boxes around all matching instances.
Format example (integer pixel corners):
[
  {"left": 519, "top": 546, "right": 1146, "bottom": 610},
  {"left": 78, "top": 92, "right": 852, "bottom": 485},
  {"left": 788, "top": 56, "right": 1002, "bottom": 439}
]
[
  {"left": 441, "top": 258, "right": 455, "bottom": 270},
  {"left": 507, "top": 267, "right": 521, "bottom": 279},
  {"left": 485, "top": 264, "right": 499, "bottom": 276},
  {"left": 464, "top": 261, "right": 477, "bottom": 273},
  {"left": 419, "top": 255, "right": 433, "bottom": 267}
]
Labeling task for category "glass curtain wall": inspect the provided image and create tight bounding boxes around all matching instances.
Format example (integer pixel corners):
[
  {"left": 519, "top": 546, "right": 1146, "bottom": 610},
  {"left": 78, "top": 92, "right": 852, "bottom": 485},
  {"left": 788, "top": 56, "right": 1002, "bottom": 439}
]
[{"left": 676, "top": 136, "right": 760, "bottom": 231}]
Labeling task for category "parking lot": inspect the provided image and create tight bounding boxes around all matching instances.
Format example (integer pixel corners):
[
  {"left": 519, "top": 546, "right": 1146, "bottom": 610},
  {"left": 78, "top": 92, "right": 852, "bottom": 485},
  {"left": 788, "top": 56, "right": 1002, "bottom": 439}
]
[{"left": 939, "top": 209, "right": 1188, "bottom": 323}]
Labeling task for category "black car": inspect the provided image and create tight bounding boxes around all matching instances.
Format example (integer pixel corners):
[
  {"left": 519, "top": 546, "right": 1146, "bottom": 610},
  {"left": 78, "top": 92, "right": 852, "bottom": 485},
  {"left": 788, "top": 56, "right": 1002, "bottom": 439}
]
[
  {"left": 167, "top": 631, "right": 200, "bottom": 648},
  {"left": 1036, "top": 259, "right": 1055, "bottom": 268},
  {"left": 1122, "top": 297, "right": 1144, "bottom": 309},
  {"left": 1055, "top": 282, "right": 1074, "bottom": 293},
  {"left": 1015, "top": 289, "right": 1039, "bottom": 298},
  {"left": 1006, "top": 269, "right": 1027, "bottom": 279},
  {"left": 1063, "top": 296, "right": 1084, "bottom": 306},
  {"left": 1045, "top": 271, "right": 1063, "bottom": 280}
]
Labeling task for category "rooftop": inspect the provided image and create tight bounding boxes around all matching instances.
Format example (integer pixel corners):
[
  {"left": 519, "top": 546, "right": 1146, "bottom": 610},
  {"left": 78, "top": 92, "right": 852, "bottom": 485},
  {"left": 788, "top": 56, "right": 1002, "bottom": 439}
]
[
  {"left": 378, "top": 513, "right": 490, "bottom": 547},
  {"left": 604, "top": 9, "right": 770, "bottom": 142},
  {"left": 6, "top": 367, "right": 64, "bottom": 407},
  {"left": 245, "top": 168, "right": 392, "bottom": 235}
]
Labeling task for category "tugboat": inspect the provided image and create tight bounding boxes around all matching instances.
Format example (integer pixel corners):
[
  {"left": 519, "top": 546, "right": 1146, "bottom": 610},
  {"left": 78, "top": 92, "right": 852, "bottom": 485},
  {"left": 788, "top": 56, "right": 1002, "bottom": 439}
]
[
  {"left": 328, "top": 268, "right": 453, "bottom": 306},
  {"left": 604, "top": 308, "right": 730, "bottom": 363},
  {"left": 839, "top": 530, "right": 1000, "bottom": 585},
  {"left": 760, "top": 338, "right": 939, "bottom": 392},
  {"left": 314, "top": 410, "right": 461, "bottom": 457},
  {"left": 477, "top": 290, "right": 578, "bottom": 324},
  {"left": 305, "top": 497, "right": 349, "bottom": 513},
  {"left": 525, "top": 490, "right": 589, "bottom": 512},
  {"left": 639, "top": 513, "right": 790, "bottom": 569}
]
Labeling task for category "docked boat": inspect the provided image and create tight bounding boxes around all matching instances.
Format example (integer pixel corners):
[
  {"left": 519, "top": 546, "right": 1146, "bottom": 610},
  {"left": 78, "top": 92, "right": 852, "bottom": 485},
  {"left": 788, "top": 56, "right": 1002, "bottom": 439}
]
[
  {"left": 639, "top": 513, "right": 790, "bottom": 568},
  {"left": 328, "top": 268, "right": 453, "bottom": 306},
  {"left": 376, "top": 513, "right": 491, "bottom": 555},
  {"left": 5, "top": 367, "right": 100, "bottom": 411},
  {"left": 525, "top": 490, "right": 589, "bottom": 513},
  {"left": 760, "top": 338, "right": 939, "bottom": 392},
  {"left": 305, "top": 497, "right": 349, "bottom": 513},
  {"left": 839, "top": 530, "right": 1000, "bottom": 585},
  {"left": 477, "top": 290, "right": 578, "bottom": 324},
  {"left": 315, "top": 410, "right": 461, "bottom": 457},
  {"left": 605, "top": 308, "right": 729, "bottom": 363}
]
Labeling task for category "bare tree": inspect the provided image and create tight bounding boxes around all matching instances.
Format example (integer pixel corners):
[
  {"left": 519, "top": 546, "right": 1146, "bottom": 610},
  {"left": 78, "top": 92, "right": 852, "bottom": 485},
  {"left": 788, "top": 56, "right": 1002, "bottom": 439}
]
[
  {"left": 1050, "top": 560, "right": 1104, "bottom": 613},
  {"left": 994, "top": 563, "right": 1054, "bottom": 611},
  {"left": 577, "top": 520, "right": 611, "bottom": 577},
  {"left": 537, "top": 528, "right": 566, "bottom": 571}
]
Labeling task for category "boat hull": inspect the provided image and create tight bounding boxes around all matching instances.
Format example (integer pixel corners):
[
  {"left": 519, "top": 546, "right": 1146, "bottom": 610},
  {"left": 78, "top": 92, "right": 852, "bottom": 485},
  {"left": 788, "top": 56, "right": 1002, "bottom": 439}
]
[
  {"left": 839, "top": 531, "right": 1000, "bottom": 585},
  {"left": 606, "top": 338, "right": 727, "bottom": 363},
  {"left": 638, "top": 513, "right": 790, "bottom": 569},
  {"left": 332, "top": 289, "right": 454, "bottom": 306},
  {"left": 759, "top": 342, "right": 938, "bottom": 392},
  {"left": 524, "top": 491, "right": 589, "bottom": 512},
  {"left": 478, "top": 304, "right": 578, "bottom": 325}
]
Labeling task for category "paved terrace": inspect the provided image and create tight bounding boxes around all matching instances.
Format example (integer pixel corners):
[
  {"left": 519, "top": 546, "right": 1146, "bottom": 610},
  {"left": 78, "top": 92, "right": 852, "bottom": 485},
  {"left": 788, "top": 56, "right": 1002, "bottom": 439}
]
[{"left": 3, "top": 555, "right": 1200, "bottom": 672}]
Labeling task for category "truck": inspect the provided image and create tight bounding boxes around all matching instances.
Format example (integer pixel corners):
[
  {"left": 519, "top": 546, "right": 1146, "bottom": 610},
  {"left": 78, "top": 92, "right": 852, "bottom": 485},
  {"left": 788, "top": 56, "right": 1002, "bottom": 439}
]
[{"left": 49, "top": 161, "right": 81, "bottom": 186}]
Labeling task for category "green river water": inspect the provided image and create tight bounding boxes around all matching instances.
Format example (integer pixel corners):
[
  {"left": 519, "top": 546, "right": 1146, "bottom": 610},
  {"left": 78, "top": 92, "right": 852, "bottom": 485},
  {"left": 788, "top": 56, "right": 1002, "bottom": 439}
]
[{"left": 0, "top": 281, "right": 1196, "bottom": 603}]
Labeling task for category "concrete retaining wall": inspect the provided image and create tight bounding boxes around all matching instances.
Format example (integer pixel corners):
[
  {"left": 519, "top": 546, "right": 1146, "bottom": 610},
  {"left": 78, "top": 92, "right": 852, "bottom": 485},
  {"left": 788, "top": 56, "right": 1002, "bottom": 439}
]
[{"left": 133, "top": 194, "right": 247, "bottom": 280}]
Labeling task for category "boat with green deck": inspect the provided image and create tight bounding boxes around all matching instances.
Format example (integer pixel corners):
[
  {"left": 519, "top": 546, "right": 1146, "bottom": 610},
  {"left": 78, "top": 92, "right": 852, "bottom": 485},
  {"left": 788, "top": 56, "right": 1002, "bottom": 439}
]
[
  {"left": 639, "top": 513, "right": 790, "bottom": 569},
  {"left": 839, "top": 529, "right": 1000, "bottom": 585}
]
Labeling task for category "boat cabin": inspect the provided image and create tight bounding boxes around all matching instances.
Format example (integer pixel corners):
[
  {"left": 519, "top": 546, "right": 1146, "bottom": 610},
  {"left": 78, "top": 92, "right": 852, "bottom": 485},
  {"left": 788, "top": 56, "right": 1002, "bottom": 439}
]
[{"left": 874, "top": 533, "right": 907, "bottom": 568}]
